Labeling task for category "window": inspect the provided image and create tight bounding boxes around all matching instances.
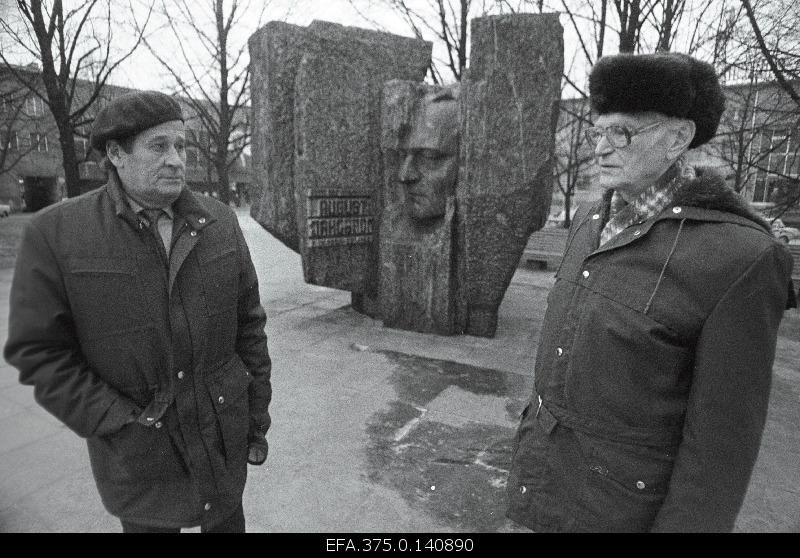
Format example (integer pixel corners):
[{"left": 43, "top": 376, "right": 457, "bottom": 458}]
[
  {"left": 30, "top": 132, "right": 48, "bottom": 152},
  {"left": 74, "top": 136, "right": 88, "bottom": 160},
  {"left": 1, "top": 130, "right": 18, "bottom": 151},
  {"left": 24, "top": 96, "right": 44, "bottom": 117},
  {"left": 751, "top": 129, "right": 798, "bottom": 202}
]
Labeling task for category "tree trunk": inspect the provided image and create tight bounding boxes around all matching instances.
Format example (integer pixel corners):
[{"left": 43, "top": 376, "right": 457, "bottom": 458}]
[
  {"left": 58, "top": 121, "right": 81, "bottom": 198},
  {"left": 216, "top": 153, "right": 230, "bottom": 205},
  {"left": 618, "top": 0, "right": 641, "bottom": 53}
]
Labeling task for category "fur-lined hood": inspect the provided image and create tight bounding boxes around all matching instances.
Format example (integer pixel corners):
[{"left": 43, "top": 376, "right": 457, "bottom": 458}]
[{"left": 669, "top": 167, "right": 772, "bottom": 233}]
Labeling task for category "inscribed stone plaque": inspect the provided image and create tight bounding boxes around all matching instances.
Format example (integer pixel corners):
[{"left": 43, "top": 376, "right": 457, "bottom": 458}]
[{"left": 305, "top": 190, "right": 375, "bottom": 248}]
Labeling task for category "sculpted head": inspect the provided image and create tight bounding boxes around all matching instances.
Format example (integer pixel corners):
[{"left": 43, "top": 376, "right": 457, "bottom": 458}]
[{"left": 397, "top": 87, "right": 460, "bottom": 221}]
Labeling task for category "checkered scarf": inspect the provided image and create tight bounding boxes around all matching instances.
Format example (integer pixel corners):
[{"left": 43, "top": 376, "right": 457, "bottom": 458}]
[{"left": 600, "top": 161, "right": 695, "bottom": 246}]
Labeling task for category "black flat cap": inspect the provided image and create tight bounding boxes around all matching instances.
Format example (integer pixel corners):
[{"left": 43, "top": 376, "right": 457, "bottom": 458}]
[
  {"left": 589, "top": 53, "right": 725, "bottom": 148},
  {"left": 90, "top": 90, "right": 184, "bottom": 152}
]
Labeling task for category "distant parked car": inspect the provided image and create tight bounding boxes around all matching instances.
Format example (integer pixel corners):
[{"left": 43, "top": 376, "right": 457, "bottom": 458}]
[
  {"left": 771, "top": 218, "right": 800, "bottom": 243},
  {"left": 0, "top": 204, "right": 10, "bottom": 218}
]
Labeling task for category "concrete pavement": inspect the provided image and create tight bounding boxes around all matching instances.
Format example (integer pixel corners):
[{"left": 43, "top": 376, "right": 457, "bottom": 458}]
[{"left": 0, "top": 208, "right": 798, "bottom": 532}]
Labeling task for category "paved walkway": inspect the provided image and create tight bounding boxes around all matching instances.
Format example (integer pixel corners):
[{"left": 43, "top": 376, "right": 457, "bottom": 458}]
[{"left": 0, "top": 209, "right": 798, "bottom": 532}]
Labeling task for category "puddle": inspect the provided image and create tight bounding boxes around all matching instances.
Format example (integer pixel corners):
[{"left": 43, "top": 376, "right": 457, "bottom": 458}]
[{"left": 364, "top": 350, "right": 531, "bottom": 531}]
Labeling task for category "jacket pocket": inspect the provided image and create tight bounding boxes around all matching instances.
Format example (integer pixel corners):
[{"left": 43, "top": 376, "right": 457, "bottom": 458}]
[
  {"left": 91, "top": 416, "right": 188, "bottom": 483},
  {"left": 208, "top": 355, "right": 252, "bottom": 467},
  {"left": 574, "top": 431, "right": 675, "bottom": 532},
  {"left": 65, "top": 257, "right": 142, "bottom": 339}
]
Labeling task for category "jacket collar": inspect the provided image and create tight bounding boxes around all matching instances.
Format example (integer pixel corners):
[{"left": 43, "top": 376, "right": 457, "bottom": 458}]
[
  {"left": 584, "top": 166, "right": 772, "bottom": 235},
  {"left": 665, "top": 167, "right": 772, "bottom": 233},
  {"left": 105, "top": 169, "right": 215, "bottom": 231}
]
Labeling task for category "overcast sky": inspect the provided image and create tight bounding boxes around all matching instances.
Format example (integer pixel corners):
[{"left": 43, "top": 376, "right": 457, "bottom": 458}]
[
  {"left": 1, "top": 0, "right": 735, "bottom": 96},
  {"left": 114, "top": 0, "right": 482, "bottom": 92}
]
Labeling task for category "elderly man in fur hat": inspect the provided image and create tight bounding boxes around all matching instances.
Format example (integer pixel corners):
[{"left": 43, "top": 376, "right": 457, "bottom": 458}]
[
  {"left": 505, "top": 53, "right": 796, "bottom": 532},
  {"left": 4, "top": 90, "right": 271, "bottom": 532}
]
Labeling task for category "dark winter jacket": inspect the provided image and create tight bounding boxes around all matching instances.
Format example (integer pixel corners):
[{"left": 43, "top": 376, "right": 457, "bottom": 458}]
[
  {"left": 506, "top": 168, "right": 796, "bottom": 532},
  {"left": 4, "top": 173, "right": 272, "bottom": 528}
]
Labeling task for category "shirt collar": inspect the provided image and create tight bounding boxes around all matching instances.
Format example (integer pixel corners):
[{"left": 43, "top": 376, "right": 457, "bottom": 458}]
[
  {"left": 600, "top": 161, "right": 690, "bottom": 245},
  {"left": 106, "top": 168, "right": 214, "bottom": 231},
  {"left": 124, "top": 191, "right": 175, "bottom": 220}
]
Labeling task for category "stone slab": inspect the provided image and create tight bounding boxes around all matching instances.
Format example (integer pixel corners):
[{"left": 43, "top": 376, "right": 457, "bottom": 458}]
[
  {"left": 249, "top": 19, "right": 430, "bottom": 295},
  {"left": 457, "top": 14, "right": 563, "bottom": 337},
  {"left": 293, "top": 22, "right": 430, "bottom": 293}
]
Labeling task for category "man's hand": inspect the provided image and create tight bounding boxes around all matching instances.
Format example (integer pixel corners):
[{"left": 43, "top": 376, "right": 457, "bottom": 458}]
[{"left": 248, "top": 440, "right": 268, "bottom": 465}]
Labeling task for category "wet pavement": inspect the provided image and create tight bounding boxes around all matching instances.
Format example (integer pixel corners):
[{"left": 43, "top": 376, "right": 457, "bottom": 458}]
[{"left": 0, "top": 208, "right": 798, "bottom": 532}]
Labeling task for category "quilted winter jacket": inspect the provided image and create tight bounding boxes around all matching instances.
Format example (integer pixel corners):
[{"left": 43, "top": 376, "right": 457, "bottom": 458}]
[{"left": 506, "top": 168, "right": 796, "bottom": 532}]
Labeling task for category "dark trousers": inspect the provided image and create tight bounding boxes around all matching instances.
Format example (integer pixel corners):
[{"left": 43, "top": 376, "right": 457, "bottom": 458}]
[{"left": 121, "top": 503, "right": 245, "bottom": 533}]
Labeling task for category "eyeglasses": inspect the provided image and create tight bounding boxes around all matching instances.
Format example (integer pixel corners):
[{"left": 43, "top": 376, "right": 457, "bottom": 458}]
[{"left": 584, "top": 121, "right": 664, "bottom": 149}]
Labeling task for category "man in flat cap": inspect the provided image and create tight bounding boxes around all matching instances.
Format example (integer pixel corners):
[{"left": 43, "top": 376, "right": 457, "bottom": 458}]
[
  {"left": 4, "top": 90, "right": 272, "bottom": 532},
  {"left": 506, "top": 53, "right": 796, "bottom": 532}
]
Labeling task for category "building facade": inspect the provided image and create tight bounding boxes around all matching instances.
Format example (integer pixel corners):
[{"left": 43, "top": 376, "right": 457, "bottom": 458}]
[{"left": 1, "top": 64, "right": 251, "bottom": 212}]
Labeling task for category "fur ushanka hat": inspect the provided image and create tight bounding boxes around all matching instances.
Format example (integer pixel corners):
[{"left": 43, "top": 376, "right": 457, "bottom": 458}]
[{"left": 589, "top": 53, "right": 725, "bottom": 148}]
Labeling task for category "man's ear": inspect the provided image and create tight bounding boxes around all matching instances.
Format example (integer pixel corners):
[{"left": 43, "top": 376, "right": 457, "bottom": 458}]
[
  {"left": 106, "top": 140, "right": 124, "bottom": 168},
  {"left": 667, "top": 119, "right": 696, "bottom": 158}
]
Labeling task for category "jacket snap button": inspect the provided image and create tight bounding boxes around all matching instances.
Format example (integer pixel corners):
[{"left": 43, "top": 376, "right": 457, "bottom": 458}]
[
  {"left": 592, "top": 213, "right": 600, "bottom": 220},
  {"left": 672, "top": 206, "right": 682, "bottom": 214},
  {"left": 582, "top": 270, "right": 590, "bottom": 278},
  {"left": 520, "top": 485, "right": 527, "bottom": 494},
  {"left": 633, "top": 230, "right": 641, "bottom": 236},
  {"left": 636, "top": 481, "right": 646, "bottom": 490},
  {"left": 154, "top": 421, "right": 163, "bottom": 429},
  {"left": 218, "top": 396, "right": 225, "bottom": 404},
  {"left": 146, "top": 417, "right": 154, "bottom": 422},
  {"left": 177, "top": 371, "right": 184, "bottom": 379},
  {"left": 556, "top": 347, "right": 563, "bottom": 356},
  {"left": 198, "top": 217, "right": 206, "bottom": 224},
  {"left": 204, "top": 502, "right": 212, "bottom": 511},
  {"left": 190, "top": 230, "right": 198, "bottom": 237}
]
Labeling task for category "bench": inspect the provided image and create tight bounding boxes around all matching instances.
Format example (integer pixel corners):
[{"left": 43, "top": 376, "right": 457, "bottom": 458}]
[{"left": 522, "top": 227, "right": 568, "bottom": 270}]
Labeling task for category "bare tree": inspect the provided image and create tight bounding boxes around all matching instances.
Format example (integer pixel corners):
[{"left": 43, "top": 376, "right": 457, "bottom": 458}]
[
  {"left": 553, "top": 97, "right": 595, "bottom": 228},
  {"left": 348, "top": 0, "right": 524, "bottom": 83},
  {"left": 0, "top": 0, "right": 153, "bottom": 198},
  {"left": 704, "top": 0, "right": 800, "bottom": 219},
  {"left": 740, "top": 0, "right": 800, "bottom": 108},
  {"left": 136, "top": 0, "right": 265, "bottom": 204}
]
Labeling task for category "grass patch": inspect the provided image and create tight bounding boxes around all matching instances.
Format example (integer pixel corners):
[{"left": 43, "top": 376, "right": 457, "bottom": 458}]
[{"left": 0, "top": 214, "right": 31, "bottom": 270}]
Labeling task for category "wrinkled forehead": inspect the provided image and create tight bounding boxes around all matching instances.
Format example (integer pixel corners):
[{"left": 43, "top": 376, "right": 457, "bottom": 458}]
[
  {"left": 134, "top": 119, "right": 186, "bottom": 143},
  {"left": 401, "top": 99, "right": 459, "bottom": 153}
]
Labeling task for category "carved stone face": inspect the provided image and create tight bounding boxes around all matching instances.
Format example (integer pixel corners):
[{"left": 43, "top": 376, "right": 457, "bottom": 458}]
[{"left": 398, "top": 96, "right": 459, "bottom": 221}]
